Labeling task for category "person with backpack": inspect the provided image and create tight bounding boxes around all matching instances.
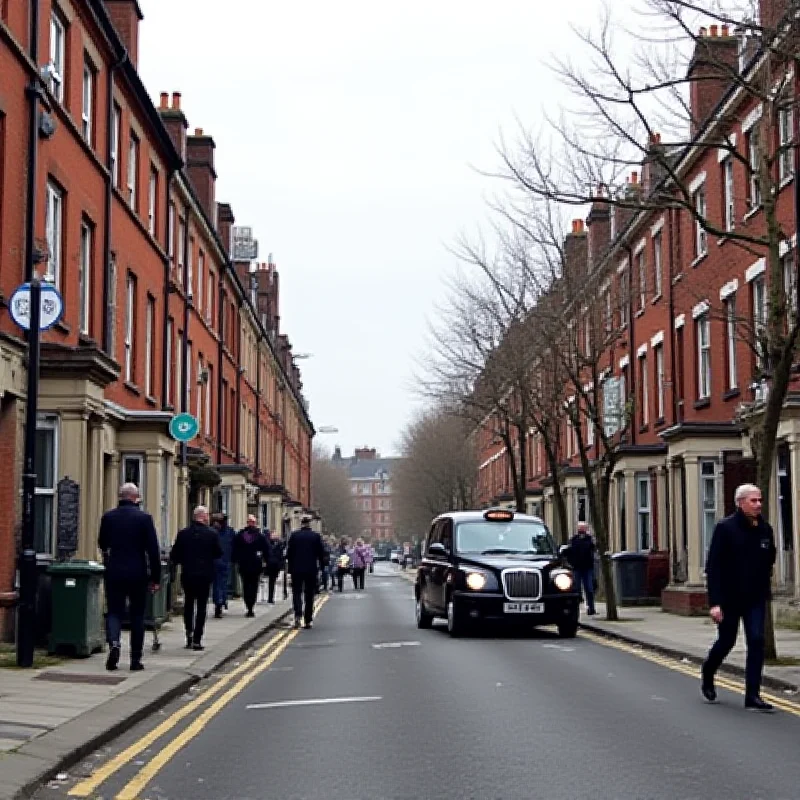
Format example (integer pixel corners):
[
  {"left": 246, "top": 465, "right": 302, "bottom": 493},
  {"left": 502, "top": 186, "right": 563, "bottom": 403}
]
[
  {"left": 351, "top": 538, "right": 370, "bottom": 591},
  {"left": 335, "top": 537, "right": 352, "bottom": 593}
]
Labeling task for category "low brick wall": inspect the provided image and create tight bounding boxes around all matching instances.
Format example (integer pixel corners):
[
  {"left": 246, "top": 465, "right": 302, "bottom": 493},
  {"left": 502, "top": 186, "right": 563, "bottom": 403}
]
[{"left": 662, "top": 585, "right": 708, "bottom": 616}]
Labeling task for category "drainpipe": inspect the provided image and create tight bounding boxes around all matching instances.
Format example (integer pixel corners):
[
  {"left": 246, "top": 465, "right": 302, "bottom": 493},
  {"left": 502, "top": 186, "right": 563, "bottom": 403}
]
[
  {"left": 160, "top": 169, "right": 176, "bottom": 409},
  {"left": 180, "top": 200, "right": 190, "bottom": 469},
  {"left": 235, "top": 299, "right": 243, "bottom": 464},
  {"left": 625, "top": 244, "right": 636, "bottom": 446},
  {"left": 101, "top": 49, "right": 127, "bottom": 352},
  {"left": 667, "top": 207, "right": 680, "bottom": 426},
  {"left": 216, "top": 282, "right": 224, "bottom": 465}
]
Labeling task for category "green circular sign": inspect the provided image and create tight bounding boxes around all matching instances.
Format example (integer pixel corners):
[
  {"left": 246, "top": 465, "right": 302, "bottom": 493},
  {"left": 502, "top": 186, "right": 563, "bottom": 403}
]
[{"left": 169, "top": 413, "right": 199, "bottom": 442}]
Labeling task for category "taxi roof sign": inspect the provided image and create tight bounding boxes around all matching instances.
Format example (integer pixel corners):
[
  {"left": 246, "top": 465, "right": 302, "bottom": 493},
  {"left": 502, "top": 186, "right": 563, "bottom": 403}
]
[{"left": 484, "top": 509, "right": 514, "bottom": 522}]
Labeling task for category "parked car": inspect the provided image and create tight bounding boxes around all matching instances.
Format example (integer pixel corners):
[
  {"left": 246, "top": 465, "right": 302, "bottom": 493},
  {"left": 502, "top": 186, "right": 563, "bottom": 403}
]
[
  {"left": 414, "top": 508, "right": 579, "bottom": 638},
  {"left": 390, "top": 550, "right": 401, "bottom": 563}
]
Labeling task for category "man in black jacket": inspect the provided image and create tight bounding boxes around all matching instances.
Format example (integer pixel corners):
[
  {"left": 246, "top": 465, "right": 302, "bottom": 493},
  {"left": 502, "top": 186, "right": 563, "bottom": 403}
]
[
  {"left": 98, "top": 483, "right": 161, "bottom": 672},
  {"left": 568, "top": 522, "right": 596, "bottom": 616},
  {"left": 286, "top": 516, "right": 325, "bottom": 629},
  {"left": 170, "top": 506, "right": 222, "bottom": 650},
  {"left": 702, "top": 483, "right": 777, "bottom": 712}
]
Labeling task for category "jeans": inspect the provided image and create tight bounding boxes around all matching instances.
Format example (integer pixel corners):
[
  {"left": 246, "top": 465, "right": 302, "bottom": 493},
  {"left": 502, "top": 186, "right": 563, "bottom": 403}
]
[
  {"left": 241, "top": 572, "right": 260, "bottom": 613},
  {"left": 291, "top": 572, "right": 317, "bottom": 624},
  {"left": 212, "top": 561, "right": 230, "bottom": 609},
  {"left": 574, "top": 569, "right": 595, "bottom": 612},
  {"left": 182, "top": 576, "right": 211, "bottom": 645},
  {"left": 336, "top": 568, "right": 348, "bottom": 592},
  {"left": 352, "top": 567, "right": 366, "bottom": 590},
  {"left": 105, "top": 578, "right": 148, "bottom": 661},
  {"left": 704, "top": 601, "right": 766, "bottom": 699}
]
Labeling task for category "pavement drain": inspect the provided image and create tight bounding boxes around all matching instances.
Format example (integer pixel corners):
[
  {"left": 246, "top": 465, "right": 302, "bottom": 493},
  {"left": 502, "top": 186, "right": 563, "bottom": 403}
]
[{"left": 34, "top": 671, "right": 127, "bottom": 686}]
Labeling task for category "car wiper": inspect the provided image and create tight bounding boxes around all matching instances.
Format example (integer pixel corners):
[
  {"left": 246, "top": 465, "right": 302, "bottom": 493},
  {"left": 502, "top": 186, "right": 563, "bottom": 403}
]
[{"left": 480, "top": 548, "right": 521, "bottom": 554}]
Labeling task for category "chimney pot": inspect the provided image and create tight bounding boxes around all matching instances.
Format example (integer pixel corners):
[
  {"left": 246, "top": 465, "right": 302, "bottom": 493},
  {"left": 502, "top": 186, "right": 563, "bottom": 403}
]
[
  {"left": 572, "top": 219, "right": 580, "bottom": 234},
  {"left": 721, "top": 24, "right": 730, "bottom": 36},
  {"left": 194, "top": 127, "right": 204, "bottom": 136},
  {"left": 159, "top": 92, "right": 169, "bottom": 109},
  {"left": 172, "top": 91, "right": 182, "bottom": 110},
  {"left": 710, "top": 24, "right": 719, "bottom": 36},
  {"left": 631, "top": 171, "right": 639, "bottom": 184},
  {"left": 699, "top": 26, "right": 707, "bottom": 36}
]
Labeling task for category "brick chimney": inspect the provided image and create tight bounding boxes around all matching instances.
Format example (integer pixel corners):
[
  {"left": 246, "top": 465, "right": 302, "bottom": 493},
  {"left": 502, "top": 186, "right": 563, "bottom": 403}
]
[
  {"left": 158, "top": 91, "right": 187, "bottom": 161},
  {"left": 563, "top": 219, "right": 588, "bottom": 283},
  {"left": 355, "top": 447, "right": 377, "bottom": 460},
  {"left": 642, "top": 133, "right": 667, "bottom": 197},
  {"left": 216, "top": 202, "right": 235, "bottom": 254},
  {"left": 615, "top": 172, "right": 643, "bottom": 235},
  {"left": 687, "top": 25, "right": 739, "bottom": 135},
  {"left": 104, "top": 0, "right": 143, "bottom": 68},
  {"left": 760, "top": 0, "right": 790, "bottom": 32},
  {"left": 586, "top": 186, "right": 610, "bottom": 267},
  {"left": 186, "top": 128, "right": 216, "bottom": 223}
]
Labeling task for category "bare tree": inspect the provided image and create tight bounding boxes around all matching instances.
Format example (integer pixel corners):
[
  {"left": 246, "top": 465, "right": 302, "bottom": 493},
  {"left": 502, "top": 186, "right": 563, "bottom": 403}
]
[{"left": 311, "top": 446, "right": 361, "bottom": 539}]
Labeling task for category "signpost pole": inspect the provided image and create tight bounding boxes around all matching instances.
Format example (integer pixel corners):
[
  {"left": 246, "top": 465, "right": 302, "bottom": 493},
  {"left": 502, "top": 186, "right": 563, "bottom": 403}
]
[{"left": 17, "top": 278, "right": 42, "bottom": 668}]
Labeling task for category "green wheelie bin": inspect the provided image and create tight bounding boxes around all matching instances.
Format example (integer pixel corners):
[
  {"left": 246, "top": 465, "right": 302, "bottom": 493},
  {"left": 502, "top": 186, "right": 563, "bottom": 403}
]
[{"left": 47, "top": 560, "right": 105, "bottom": 657}]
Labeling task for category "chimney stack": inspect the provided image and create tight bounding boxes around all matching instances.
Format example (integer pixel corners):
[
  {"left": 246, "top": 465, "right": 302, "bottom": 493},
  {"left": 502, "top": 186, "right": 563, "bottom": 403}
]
[
  {"left": 564, "top": 217, "right": 588, "bottom": 282},
  {"left": 216, "top": 203, "right": 235, "bottom": 254},
  {"left": 104, "top": 0, "right": 144, "bottom": 69},
  {"left": 687, "top": 24, "right": 738, "bottom": 135},
  {"left": 186, "top": 128, "right": 217, "bottom": 223},
  {"left": 158, "top": 89, "right": 188, "bottom": 161},
  {"left": 586, "top": 185, "right": 610, "bottom": 268}
]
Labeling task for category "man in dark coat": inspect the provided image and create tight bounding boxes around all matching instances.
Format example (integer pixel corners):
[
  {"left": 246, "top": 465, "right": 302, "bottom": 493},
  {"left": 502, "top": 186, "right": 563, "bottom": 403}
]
[
  {"left": 211, "top": 513, "right": 236, "bottom": 618},
  {"left": 98, "top": 483, "right": 161, "bottom": 672},
  {"left": 286, "top": 515, "right": 325, "bottom": 629},
  {"left": 702, "top": 483, "right": 777, "bottom": 712},
  {"left": 568, "top": 522, "right": 597, "bottom": 616},
  {"left": 264, "top": 529, "right": 286, "bottom": 604},
  {"left": 233, "top": 515, "right": 268, "bottom": 617},
  {"left": 170, "top": 506, "right": 222, "bottom": 650}
]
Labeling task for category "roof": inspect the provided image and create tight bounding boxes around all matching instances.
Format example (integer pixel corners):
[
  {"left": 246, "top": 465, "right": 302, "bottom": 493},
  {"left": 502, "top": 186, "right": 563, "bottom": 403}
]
[
  {"left": 345, "top": 457, "right": 402, "bottom": 481},
  {"left": 435, "top": 510, "right": 545, "bottom": 524}
]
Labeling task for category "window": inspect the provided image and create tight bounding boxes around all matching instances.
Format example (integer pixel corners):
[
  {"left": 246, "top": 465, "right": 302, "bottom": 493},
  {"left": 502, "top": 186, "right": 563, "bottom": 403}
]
[
  {"left": 694, "top": 186, "right": 707, "bottom": 257},
  {"left": 753, "top": 275, "right": 768, "bottom": 370},
  {"left": 124, "top": 273, "right": 136, "bottom": 383},
  {"left": 121, "top": 454, "right": 145, "bottom": 501},
  {"left": 78, "top": 221, "right": 92, "bottom": 335},
  {"left": 175, "top": 330, "right": 183, "bottom": 412},
  {"left": 82, "top": 59, "right": 94, "bottom": 143},
  {"left": 725, "top": 296, "right": 738, "bottom": 390},
  {"left": 207, "top": 269, "right": 214, "bottom": 324},
  {"left": 148, "top": 168, "right": 158, "bottom": 235},
  {"left": 620, "top": 270, "right": 630, "bottom": 327},
  {"left": 196, "top": 355, "right": 203, "bottom": 423},
  {"left": 108, "top": 253, "right": 117, "bottom": 353},
  {"left": 583, "top": 313, "right": 591, "bottom": 356},
  {"left": 723, "top": 158, "right": 735, "bottom": 232},
  {"left": 701, "top": 460, "right": 717, "bottom": 560},
  {"left": 653, "top": 231, "right": 663, "bottom": 297},
  {"left": 205, "top": 363, "right": 213, "bottom": 436},
  {"left": 187, "top": 237, "right": 194, "bottom": 298},
  {"left": 49, "top": 11, "right": 65, "bottom": 102},
  {"left": 604, "top": 287, "right": 612, "bottom": 331},
  {"left": 748, "top": 128, "right": 762, "bottom": 208},
  {"left": 45, "top": 181, "right": 63, "bottom": 286},
  {"left": 697, "top": 314, "right": 711, "bottom": 400},
  {"left": 111, "top": 105, "right": 121, "bottom": 187},
  {"left": 779, "top": 104, "right": 794, "bottom": 183},
  {"left": 636, "top": 474, "right": 651, "bottom": 551},
  {"left": 166, "top": 317, "right": 174, "bottom": 406},
  {"left": 676, "top": 326, "right": 685, "bottom": 406},
  {"left": 127, "top": 133, "right": 139, "bottom": 211},
  {"left": 782, "top": 249, "right": 797, "bottom": 319},
  {"left": 186, "top": 341, "right": 193, "bottom": 413},
  {"left": 637, "top": 249, "right": 646, "bottom": 310},
  {"left": 177, "top": 217, "right": 186, "bottom": 285},
  {"left": 655, "top": 344, "right": 665, "bottom": 420},
  {"left": 638, "top": 353, "right": 649, "bottom": 426},
  {"left": 34, "top": 417, "right": 58, "bottom": 554},
  {"left": 197, "top": 251, "right": 205, "bottom": 315},
  {"left": 145, "top": 296, "right": 155, "bottom": 397},
  {"left": 168, "top": 203, "right": 176, "bottom": 266},
  {"left": 586, "top": 414, "right": 594, "bottom": 448}
]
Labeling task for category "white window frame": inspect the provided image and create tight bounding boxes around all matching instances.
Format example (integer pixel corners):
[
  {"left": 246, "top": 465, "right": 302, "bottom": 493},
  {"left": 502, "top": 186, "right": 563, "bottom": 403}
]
[
  {"left": 145, "top": 296, "right": 155, "bottom": 398},
  {"left": 148, "top": 168, "right": 157, "bottom": 235},
  {"left": 782, "top": 249, "right": 797, "bottom": 318},
  {"left": 121, "top": 453, "right": 146, "bottom": 505},
  {"left": 779, "top": 104, "right": 794, "bottom": 183},
  {"left": 639, "top": 353, "right": 649, "bottom": 425},
  {"left": 196, "top": 355, "right": 203, "bottom": 423},
  {"left": 127, "top": 133, "right": 139, "bottom": 211},
  {"left": 186, "top": 341, "right": 193, "bottom": 413},
  {"left": 653, "top": 231, "right": 662, "bottom": 297},
  {"left": 124, "top": 274, "right": 135, "bottom": 382},
  {"left": 753, "top": 275, "right": 768, "bottom": 370},
  {"left": 700, "top": 460, "right": 718, "bottom": 561},
  {"left": 583, "top": 313, "right": 591, "bottom": 356},
  {"left": 636, "top": 473, "right": 651, "bottom": 552},
  {"left": 45, "top": 181, "right": 63, "bottom": 286},
  {"left": 187, "top": 237, "right": 194, "bottom": 299},
  {"left": 165, "top": 318, "right": 174, "bottom": 406},
  {"left": 748, "top": 129, "right": 762, "bottom": 208},
  {"left": 586, "top": 414, "right": 594, "bottom": 448},
  {"left": 168, "top": 203, "right": 176, "bottom": 264},
  {"left": 620, "top": 270, "right": 630, "bottom": 327},
  {"left": 79, "top": 222, "right": 91, "bottom": 335},
  {"left": 655, "top": 344, "right": 665, "bottom": 420},
  {"left": 726, "top": 296, "right": 738, "bottom": 390},
  {"left": 205, "top": 363, "right": 212, "bottom": 435},
  {"left": 49, "top": 11, "right": 65, "bottom": 102},
  {"left": 197, "top": 251, "right": 205, "bottom": 314},
  {"left": 82, "top": 60, "right": 94, "bottom": 142},
  {"left": 697, "top": 314, "right": 711, "bottom": 400},
  {"left": 637, "top": 249, "right": 646, "bottom": 310},
  {"left": 177, "top": 217, "right": 186, "bottom": 284},
  {"left": 723, "top": 157, "right": 735, "bottom": 232},
  {"left": 35, "top": 415, "right": 59, "bottom": 554},
  {"left": 207, "top": 270, "right": 214, "bottom": 324},
  {"left": 604, "top": 287, "right": 612, "bottom": 331},
  {"left": 694, "top": 186, "right": 708, "bottom": 257},
  {"left": 175, "top": 329, "right": 183, "bottom": 412},
  {"left": 111, "top": 106, "right": 121, "bottom": 188}
]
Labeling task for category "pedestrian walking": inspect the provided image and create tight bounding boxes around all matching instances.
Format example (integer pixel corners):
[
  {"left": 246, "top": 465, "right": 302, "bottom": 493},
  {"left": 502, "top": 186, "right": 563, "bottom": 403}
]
[
  {"left": 233, "top": 515, "right": 269, "bottom": 617},
  {"left": 319, "top": 536, "right": 334, "bottom": 591},
  {"left": 568, "top": 522, "right": 597, "bottom": 616},
  {"left": 286, "top": 515, "right": 325, "bottom": 628},
  {"left": 701, "top": 483, "right": 777, "bottom": 712},
  {"left": 98, "top": 483, "right": 161, "bottom": 672},
  {"left": 366, "top": 542, "right": 375, "bottom": 574},
  {"left": 335, "top": 537, "right": 351, "bottom": 592},
  {"left": 265, "top": 529, "right": 286, "bottom": 604},
  {"left": 211, "top": 513, "right": 236, "bottom": 618},
  {"left": 170, "top": 506, "right": 222, "bottom": 651},
  {"left": 351, "top": 538, "right": 369, "bottom": 590}
]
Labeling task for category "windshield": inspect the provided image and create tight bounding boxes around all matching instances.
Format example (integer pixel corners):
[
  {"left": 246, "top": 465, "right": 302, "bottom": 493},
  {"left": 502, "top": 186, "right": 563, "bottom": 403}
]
[{"left": 455, "top": 520, "right": 556, "bottom": 556}]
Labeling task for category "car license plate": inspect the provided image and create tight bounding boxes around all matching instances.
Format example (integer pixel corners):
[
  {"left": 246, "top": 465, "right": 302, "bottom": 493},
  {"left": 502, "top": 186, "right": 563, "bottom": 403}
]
[{"left": 503, "top": 602, "right": 544, "bottom": 614}]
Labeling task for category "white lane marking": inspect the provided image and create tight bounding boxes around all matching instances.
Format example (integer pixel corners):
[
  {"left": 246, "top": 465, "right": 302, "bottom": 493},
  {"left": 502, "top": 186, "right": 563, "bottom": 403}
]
[
  {"left": 371, "top": 641, "right": 421, "bottom": 649},
  {"left": 542, "top": 644, "right": 575, "bottom": 652},
  {"left": 246, "top": 696, "right": 382, "bottom": 710}
]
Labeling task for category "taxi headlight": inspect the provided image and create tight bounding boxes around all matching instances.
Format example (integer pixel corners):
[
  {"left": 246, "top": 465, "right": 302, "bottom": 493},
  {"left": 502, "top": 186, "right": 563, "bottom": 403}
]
[
  {"left": 465, "top": 572, "right": 487, "bottom": 591},
  {"left": 553, "top": 572, "right": 573, "bottom": 591}
]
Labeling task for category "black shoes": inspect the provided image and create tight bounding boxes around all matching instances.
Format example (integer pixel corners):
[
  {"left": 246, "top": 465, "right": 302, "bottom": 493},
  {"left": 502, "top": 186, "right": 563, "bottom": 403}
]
[
  {"left": 106, "top": 644, "right": 121, "bottom": 671},
  {"left": 304, "top": 621, "right": 313, "bottom": 630},
  {"left": 246, "top": 610, "right": 255, "bottom": 618},
  {"left": 745, "top": 696, "right": 775, "bottom": 712},
  {"left": 214, "top": 607, "right": 223, "bottom": 619},
  {"left": 701, "top": 680, "right": 717, "bottom": 703},
  {"left": 293, "top": 617, "right": 302, "bottom": 629},
  {"left": 192, "top": 643, "right": 204, "bottom": 651},
  {"left": 130, "top": 661, "right": 144, "bottom": 671}
]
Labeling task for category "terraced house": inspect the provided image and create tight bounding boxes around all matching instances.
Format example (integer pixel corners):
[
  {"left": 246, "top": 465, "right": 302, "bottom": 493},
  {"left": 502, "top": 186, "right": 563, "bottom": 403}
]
[
  {"left": 0, "top": 0, "right": 313, "bottom": 638},
  {"left": 476, "top": 0, "right": 800, "bottom": 612}
]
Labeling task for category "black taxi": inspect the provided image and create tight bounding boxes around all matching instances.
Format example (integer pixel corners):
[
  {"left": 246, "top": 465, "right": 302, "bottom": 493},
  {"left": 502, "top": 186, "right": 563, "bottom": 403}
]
[{"left": 414, "top": 508, "right": 579, "bottom": 637}]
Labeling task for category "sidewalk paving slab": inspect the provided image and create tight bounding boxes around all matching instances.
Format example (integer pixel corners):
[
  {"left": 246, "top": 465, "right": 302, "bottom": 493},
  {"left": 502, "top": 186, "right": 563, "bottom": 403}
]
[{"left": 0, "top": 595, "right": 292, "bottom": 799}]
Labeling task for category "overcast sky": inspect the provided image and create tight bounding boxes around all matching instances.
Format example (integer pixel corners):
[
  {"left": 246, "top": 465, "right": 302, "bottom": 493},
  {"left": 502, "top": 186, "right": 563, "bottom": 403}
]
[{"left": 138, "top": 0, "right": 610, "bottom": 457}]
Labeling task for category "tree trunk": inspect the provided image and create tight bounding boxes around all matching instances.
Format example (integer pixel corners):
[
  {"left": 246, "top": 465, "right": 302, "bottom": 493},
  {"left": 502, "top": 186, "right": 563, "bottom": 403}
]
[{"left": 594, "top": 472, "right": 619, "bottom": 620}]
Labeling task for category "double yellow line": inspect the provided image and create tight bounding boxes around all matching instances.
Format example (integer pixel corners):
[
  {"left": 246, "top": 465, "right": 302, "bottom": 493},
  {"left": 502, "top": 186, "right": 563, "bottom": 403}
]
[
  {"left": 581, "top": 629, "right": 800, "bottom": 716},
  {"left": 70, "top": 596, "right": 327, "bottom": 799}
]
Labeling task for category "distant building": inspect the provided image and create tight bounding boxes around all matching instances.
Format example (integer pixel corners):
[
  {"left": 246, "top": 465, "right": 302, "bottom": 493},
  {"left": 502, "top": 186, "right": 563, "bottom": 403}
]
[{"left": 333, "top": 446, "right": 400, "bottom": 542}]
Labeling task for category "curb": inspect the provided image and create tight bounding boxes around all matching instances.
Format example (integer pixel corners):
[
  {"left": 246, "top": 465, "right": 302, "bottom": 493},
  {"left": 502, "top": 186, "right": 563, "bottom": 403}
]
[
  {"left": 579, "top": 620, "right": 799, "bottom": 695},
  {"left": 1, "top": 602, "right": 293, "bottom": 800}
]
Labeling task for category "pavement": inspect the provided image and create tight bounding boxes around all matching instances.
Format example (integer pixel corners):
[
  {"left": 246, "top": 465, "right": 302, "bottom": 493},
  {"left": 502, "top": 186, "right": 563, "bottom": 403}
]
[
  {"left": 29, "top": 562, "right": 800, "bottom": 800},
  {"left": 0, "top": 590, "right": 292, "bottom": 800}
]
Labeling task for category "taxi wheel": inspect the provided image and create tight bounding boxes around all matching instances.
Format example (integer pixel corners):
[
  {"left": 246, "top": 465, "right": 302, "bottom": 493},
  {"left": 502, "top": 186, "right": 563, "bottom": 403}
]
[
  {"left": 416, "top": 596, "right": 434, "bottom": 629},
  {"left": 557, "top": 619, "right": 579, "bottom": 638},
  {"left": 447, "top": 598, "right": 467, "bottom": 638}
]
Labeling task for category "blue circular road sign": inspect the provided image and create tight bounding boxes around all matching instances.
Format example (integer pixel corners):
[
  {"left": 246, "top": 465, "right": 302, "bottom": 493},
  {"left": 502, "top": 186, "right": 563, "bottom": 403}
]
[{"left": 169, "top": 413, "right": 199, "bottom": 442}]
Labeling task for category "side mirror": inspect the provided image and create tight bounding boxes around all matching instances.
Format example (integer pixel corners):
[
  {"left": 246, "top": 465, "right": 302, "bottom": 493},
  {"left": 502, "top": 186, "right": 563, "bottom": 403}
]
[{"left": 428, "top": 542, "right": 448, "bottom": 558}]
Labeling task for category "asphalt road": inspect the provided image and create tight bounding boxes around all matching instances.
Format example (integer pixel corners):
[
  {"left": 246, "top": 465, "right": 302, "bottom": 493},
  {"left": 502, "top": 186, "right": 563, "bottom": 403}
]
[{"left": 34, "top": 563, "right": 800, "bottom": 800}]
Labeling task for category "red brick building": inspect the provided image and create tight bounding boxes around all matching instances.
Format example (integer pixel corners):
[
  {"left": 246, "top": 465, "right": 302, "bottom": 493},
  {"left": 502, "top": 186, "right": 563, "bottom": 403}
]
[
  {"left": 0, "top": 1, "right": 313, "bottom": 638},
  {"left": 476, "top": 3, "right": 800, "bottom": 610}
]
